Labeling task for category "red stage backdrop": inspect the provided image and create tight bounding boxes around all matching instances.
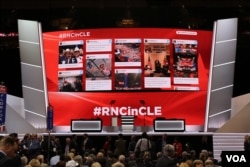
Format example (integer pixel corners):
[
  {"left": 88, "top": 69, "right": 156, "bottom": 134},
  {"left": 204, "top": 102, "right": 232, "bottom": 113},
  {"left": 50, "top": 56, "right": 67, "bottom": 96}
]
[{"left": 42, "top": 28, "right": 212, "bottom": 128}]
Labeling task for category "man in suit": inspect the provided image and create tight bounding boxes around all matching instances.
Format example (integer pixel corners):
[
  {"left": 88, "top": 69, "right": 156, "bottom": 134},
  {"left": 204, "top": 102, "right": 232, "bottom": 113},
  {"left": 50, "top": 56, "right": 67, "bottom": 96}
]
[
  {"left": 155, "top": 144, "right": 178, "bottom": 167},
  {"left": 0, "top": 136, "right": 19, "bottom": 167},
  {"left": 114, "top": 133, "right": 127, "bottom": 157},
  {"left": 81, "top": 133, "right": 94, "bottom": 155}
]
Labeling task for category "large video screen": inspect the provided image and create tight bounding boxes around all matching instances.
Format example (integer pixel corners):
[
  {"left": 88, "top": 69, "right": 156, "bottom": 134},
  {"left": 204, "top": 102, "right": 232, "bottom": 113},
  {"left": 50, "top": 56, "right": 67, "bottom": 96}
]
[{"left": 43, "top": 28, "right": 212, "bottom": 130}]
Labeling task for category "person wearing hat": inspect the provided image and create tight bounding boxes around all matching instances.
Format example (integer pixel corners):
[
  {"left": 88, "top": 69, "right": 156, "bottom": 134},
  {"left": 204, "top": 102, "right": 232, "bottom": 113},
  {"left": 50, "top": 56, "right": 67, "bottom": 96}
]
[
  {"left": 74, "top": 46, "right": 83, "bottom": 63},
  {"left": 65, "top": 48, "right": 77, "bottom": 64},
  {"left": 59, "top": 48, "right": 77, "bottom": 64}
]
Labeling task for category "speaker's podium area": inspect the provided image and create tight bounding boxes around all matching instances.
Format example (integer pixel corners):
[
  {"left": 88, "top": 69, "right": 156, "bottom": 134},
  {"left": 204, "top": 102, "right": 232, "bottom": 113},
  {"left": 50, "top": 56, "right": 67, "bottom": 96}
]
[{"left": 70, "top": 118, "right": 185, "bottom": 133}]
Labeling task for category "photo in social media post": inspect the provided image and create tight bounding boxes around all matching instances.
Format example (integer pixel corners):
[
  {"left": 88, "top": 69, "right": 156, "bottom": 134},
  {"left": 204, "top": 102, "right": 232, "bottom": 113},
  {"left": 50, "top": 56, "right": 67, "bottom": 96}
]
[
  {"left": 58, "top": 70, "right": 84, "bottom": 92},
  {"left": 115, "top": 68, "right": 142, "bottom": 90},
  {"left": 114, "top": 38, "right": 142, "bottom": 67},
  {"left": 58, "top": 40, "right": 84, "bottom": 68},
  {"left": 85, "top": 54, "right": 112, "bottom": 91}
]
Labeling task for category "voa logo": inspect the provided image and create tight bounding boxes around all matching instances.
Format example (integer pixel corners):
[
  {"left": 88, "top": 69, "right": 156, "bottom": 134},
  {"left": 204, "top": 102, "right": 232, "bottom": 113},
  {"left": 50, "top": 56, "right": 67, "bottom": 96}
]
[{"left": 226, "top": 155, "right": 247, "bottom": 163}]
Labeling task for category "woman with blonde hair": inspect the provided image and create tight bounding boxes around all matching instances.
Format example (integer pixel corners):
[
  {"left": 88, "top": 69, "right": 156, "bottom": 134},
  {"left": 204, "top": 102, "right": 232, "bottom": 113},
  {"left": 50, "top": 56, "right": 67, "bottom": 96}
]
[
  {"left": 179, "top": 162, "right": 190, "bottom": 167},
  {"left": 27, "top": 158, "right": 41, "bottom": 167},
  {"left": 111, "top": 161, "right": 125, "bottom": 167},
  {"left": 91, "top": 162, "right": 102, "bottom": 167}
]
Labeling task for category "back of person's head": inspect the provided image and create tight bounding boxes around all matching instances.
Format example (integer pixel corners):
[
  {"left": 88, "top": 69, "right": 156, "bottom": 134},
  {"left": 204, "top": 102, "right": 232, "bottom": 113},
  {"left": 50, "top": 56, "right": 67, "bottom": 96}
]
[
  {"left": 67, "top": 152, "right": 75, "bottom": 159},
  {"left": 21, "top": 155, "right": 28, "bottom": 166},
  {"left": 65, "top": 155, "right": 72, "bottom": 162},
  {"left": 74, "top": 155, "right": 83, "bottom": 165},
  {"left": 56, "top": 160, "right": 66, "bottom": 167},
  {"left": 143, "top": 151, "right": 151, "bottom": 160},
  {"left": 205, "top": 159, "right": 214, "bottom": 167},
  {"left": 9, "top": 132, "right": 18, "bottom": 139},
  {"left": 141, "top": 132, "right": 148, "bottom": 138},
  {"left": 199, "top": 152, "right": 207, "bottom": 162},
  {"left": 96, "top": 151, "right": 104, "bottom": 159},
  {"left": 163, "top": 144, "right": 175, "bottom": 157},
  {"left": 118, "top": 133, "right": 123, "bottom": 138},
  {"left": 83, "top": 133, "right": 88, "bottom": 138},
  {"left": 156, "top": 151, "right": 162, "bottom": 159},
  {"left": 37, "top": 154, "right": 45, "bottom": 163},
  {"left": 193, "top": 159, "right": 203, "bottom": 167},
  {"left": 66, "top": 159, "right": 79, "bottom": 167},
  {"left": 186, "top": 159, "right": 193, "bottom": 167},
  {"left": 179, "top": 162, "right": 189, "bottom": 167},
  {"left": 91, "top": 162, "right": 102, "bottom": 167},
  {"left": 111, "top": 161, "right": 125, "bottom": 167},
  {"left": 182, "top": 151, "right": 188, "bottom": 157},
  {"left": 118, "top": 154, "right": 126, "bottom": 163},
  {"left": 29, "top": 158, "right": 41, "bottom": 167},
  {"left": 85, "top": 155, "right": 95, "bottom": 165},
  {"left": 190, "top": 150, "right": 196, "bottom": 156}
]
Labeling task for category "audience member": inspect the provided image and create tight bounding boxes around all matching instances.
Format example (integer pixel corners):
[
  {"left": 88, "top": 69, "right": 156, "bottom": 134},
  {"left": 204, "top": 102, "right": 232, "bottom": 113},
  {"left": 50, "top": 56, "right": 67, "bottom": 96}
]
[
  {"left": 135, "top": 132, "right": 151, "bottom": 159},
  {"left": 137, "top": 151, "right": 154, "bottom": 167},
  {"left": 127, "top": 152, "right": 137, "bottom": 167},
  {"left": 127, "top": 135, "right": 137, "bottom": 154},
  {"left": 29, "top": 133, "right": 41, "bottom": 159},
  {"left": 114, "top": 134, "right": 127, "bottom": 157},
  {"left": 20, "top": 155, "right": 28, "bottom": 167},
  {"left": 28, "top": 158, "right": 41, "bottom": 167},
  {"left": 156, "top": 133, "right": 169, "bottom": 153},
  {"left": 73, "top": 155, "right": 84, "bottom": 167},
  {"left": 37, "top": 154, "right": 48, "bottom": 166},
  {"left": 148, "top": 135, "right": 156, "bottom": 159},
  {"left": 66, "top": 159, "right": 79, "bottom": 167},
  {"left": 50, "top": 150, "right": 62, "bottom": 167},
  {"left": 20, "top": 133, "right": 31, "bottom": 157},
  {"left": 204, "top": 159, "right": 214, "bottom": 167},
  {"left": 91, "top": 162, "right": 102, "bottom": 167},
  {"left": 173, "top": 137, "right": 183, "bottom": 159},
  {"left": 71, "top": 135, "right": 80, "bottom": 155},
  {"left": 111, "top": 161, "right": 125, "bottom": 167},
  {"left": 0, "top": 136, "right": 19, "bottom": 167},
  {"left": 244, "top": 135, "right": 250, "bottom": 153},
  {"left": 0, "top": 133, "right": 219, "bottom": 167},
  {"left": 185, "top": 159, "right": 193, "bottom": 167},
  {"left": 96, "top": 151, "right": 106, "bottom": 167},
  {"left": 118, "top": 154, "right": 127, "bottom": 167},
  {"left": 178, "top": 162, "right": 189, "bottom": 167},
  {"left": 193, "top": 159, "right": 204, "bottom": 167},
  {"left": 55, "top": 160, "right": 66, "bottom": 167},
  {"left": 155, "top": 144, "right": 177, "bottom": 167},
  {"left": 84, "top": 154, "right": 95, "bottom": 167},
  {"left": 81, "top": 134, "right": 94, "bottom": 155},
  {"left": 103, "top": 136, "right": 112, "bottom": 156},
  {"left": 64, "top": 137, "right": 72, "bottom": 156},
  {"left": 9, "top": 132, "right": 22, "bottom": 167}
]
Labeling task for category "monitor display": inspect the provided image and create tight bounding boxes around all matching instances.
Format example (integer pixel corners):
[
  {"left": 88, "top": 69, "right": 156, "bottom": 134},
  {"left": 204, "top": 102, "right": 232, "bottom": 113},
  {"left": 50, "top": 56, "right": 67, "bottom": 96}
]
[{"left": 43, "top": 28, "right": 212, "bottom": 130}]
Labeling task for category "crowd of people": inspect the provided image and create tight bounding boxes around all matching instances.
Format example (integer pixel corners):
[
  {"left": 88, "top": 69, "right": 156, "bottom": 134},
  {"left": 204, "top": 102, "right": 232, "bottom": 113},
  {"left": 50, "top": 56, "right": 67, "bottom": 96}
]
[{"left": 0, "top": 132, "right": 221, "bottom": 167}]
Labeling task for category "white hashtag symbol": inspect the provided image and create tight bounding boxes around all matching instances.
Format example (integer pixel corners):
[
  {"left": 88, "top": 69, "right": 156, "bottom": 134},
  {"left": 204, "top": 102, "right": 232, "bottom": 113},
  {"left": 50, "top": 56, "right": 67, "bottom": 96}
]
[{"left": 93, "top": 107, "right": 101, "bottom": 116}]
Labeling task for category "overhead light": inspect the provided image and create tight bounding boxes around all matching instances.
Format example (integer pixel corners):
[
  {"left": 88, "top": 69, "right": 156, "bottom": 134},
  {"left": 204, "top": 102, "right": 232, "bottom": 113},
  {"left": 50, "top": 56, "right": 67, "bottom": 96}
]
[
  {"left": 116, "top": 0, "right": 138, "bottom": 27},
  {"left": 121, "top": 19, "right": 135, "bottom": 25}
]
